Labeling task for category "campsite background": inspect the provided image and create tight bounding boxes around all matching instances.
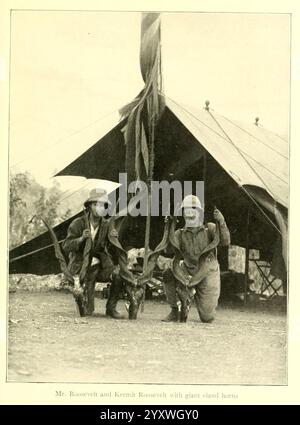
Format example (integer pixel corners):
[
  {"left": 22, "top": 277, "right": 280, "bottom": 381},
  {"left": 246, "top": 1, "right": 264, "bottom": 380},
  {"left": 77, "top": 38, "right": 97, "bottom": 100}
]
[
  {"left": 9, "top": 11, "right": 289, "bottom": 248},
  {"left": 5, "top": 9, "right": 290, "bottom": 388},
  {"left": 2, "top": 0, "right": 300, "bottom": 404}
]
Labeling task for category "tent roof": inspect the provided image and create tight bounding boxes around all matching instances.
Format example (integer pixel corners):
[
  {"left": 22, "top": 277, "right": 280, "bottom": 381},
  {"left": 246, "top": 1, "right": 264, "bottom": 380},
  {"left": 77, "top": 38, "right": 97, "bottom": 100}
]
[
  {"left": 165, "top": 98, "right": 288, "bottom": 208},
  {"left": 56, "top": 96, "right": 288, "bottom": 209}
]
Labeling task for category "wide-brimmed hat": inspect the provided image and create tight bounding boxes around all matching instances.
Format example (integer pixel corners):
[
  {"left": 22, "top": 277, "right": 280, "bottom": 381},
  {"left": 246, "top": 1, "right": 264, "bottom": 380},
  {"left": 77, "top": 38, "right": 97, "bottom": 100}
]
[{"left": 84, "top": 188, "right": 111, "bottom": 208}]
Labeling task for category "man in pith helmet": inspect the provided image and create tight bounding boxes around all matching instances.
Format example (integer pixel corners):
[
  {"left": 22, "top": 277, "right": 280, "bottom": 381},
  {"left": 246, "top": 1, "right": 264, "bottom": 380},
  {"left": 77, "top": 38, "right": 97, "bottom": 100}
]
[{"left": 162, "top": 194, "right": 230, "bottom": 323}]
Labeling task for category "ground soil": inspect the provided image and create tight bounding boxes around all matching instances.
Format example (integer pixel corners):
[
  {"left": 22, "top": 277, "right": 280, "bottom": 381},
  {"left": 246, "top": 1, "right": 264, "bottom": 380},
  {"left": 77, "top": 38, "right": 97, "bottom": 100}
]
[{"left": 8, "top": 291, "right": 287, "bottom": 385}]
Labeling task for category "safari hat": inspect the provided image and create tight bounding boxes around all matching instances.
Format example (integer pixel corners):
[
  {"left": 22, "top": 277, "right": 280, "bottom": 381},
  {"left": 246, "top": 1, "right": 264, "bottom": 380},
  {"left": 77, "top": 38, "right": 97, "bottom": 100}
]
[
  {"left": 84, "top": 188, "right": 111, "bottom": 208},
  {"left": 180, "top": 195, "right": 203, "bottom": 211}
]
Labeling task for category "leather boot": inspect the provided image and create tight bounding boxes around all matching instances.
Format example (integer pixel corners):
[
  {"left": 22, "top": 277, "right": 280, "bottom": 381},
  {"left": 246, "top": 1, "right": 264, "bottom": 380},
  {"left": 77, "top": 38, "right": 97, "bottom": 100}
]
[
  {"left": 106, "top": 309, "right": 124, "bottom": 319},
  {"left": 106, "top": 274, "right": 125, "bottom": 319},
  {"left": 161, "top": 307, "right": 179, "bottom": 322}
]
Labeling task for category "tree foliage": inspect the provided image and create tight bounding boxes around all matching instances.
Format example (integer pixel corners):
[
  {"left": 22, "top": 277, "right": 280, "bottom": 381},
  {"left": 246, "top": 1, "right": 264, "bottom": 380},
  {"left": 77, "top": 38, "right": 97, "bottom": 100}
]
[{"left": 9, "top": 172, "right": 72, "bottom": 249}]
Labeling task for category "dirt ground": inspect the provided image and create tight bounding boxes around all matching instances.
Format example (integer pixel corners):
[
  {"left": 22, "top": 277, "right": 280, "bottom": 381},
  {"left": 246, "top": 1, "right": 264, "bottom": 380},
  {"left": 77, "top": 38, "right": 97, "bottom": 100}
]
[{"left": 8, "top": 291, "right": 287, "bottom": 385}]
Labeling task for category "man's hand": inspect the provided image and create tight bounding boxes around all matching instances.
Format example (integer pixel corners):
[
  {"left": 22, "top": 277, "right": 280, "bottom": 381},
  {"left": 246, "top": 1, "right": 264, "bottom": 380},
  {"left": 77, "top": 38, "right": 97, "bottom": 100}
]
[
  {"left": 80, "top": 229, "right": 91, "bottom": 241},
  {"left": 110, "top": 265, "right": 120, "bottom": 280},
  {"left": 182, "top": 276, "right": 191, "bottom": 287},
  {"left": 109, "top": 229, "right": 118, "bottom": 238},
  {"left": 213, "top": 207, "right": 225, "bottom": 224}
]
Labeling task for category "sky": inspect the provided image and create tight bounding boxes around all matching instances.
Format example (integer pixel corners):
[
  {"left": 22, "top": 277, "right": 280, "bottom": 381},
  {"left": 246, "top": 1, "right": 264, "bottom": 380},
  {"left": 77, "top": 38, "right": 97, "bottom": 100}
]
[{"left": 9, "top": 11, "right": 290, "bottom": 193}]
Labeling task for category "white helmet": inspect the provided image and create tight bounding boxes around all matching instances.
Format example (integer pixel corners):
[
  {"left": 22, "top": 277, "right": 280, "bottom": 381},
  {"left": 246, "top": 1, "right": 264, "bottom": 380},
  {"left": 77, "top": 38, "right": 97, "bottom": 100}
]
[{"left": 180, "top": 195, "right": 203, "bottom": 211}]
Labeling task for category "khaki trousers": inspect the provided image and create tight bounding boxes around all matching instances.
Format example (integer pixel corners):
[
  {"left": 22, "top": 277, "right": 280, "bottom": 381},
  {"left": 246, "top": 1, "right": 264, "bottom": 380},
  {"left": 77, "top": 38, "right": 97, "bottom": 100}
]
[{"left": 163, "top": 265, "right": 221, "bottom": 322}]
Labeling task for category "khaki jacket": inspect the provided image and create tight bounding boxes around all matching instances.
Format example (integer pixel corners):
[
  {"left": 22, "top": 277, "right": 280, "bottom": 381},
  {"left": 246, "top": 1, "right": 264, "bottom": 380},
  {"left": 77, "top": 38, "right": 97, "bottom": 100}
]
[{"left": 62, "top": 215, "right": 111, "bottom": 275}]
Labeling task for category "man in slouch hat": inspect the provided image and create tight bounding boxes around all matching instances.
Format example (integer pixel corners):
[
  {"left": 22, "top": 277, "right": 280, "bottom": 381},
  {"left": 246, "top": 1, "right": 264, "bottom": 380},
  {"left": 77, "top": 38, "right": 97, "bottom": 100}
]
[{"left": 63, "top": 188, "right": 124, "bottom": 318}]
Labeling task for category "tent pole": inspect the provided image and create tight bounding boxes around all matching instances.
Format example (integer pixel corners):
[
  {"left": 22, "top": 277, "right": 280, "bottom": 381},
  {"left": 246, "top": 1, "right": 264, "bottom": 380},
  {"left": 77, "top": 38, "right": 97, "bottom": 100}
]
[
  {"left": 141, "top": 185, "right": 152, "bottom": 312},
  {"left": 141, "top": 102, "right": 155, "bottom": 312},
  {"left": 203, "top": 150, "right": 207, "bottom": 211},
  {"left": 244, "top": 206, "right": 251, "bottom": 306}
]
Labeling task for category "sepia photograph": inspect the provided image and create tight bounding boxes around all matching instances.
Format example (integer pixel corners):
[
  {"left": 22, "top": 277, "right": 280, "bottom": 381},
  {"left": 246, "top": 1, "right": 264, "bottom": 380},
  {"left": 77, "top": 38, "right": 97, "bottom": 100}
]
[{"left": 6, "top": 8, "right": 289, "bottom": 388}]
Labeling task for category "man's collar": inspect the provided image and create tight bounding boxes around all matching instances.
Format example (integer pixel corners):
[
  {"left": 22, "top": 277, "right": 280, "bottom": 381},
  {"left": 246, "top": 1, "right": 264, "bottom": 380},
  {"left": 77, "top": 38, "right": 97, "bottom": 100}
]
[
  {"left": 90, "top": 221, "right": 99, "bottom": 230},
  {"left": 183, "top": 224, "right": 205, "bottom": 233}
]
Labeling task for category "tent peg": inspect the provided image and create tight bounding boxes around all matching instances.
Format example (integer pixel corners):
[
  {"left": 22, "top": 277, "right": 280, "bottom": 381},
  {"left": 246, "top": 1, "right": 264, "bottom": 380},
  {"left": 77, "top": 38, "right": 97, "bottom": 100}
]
[
  {"left": 254, "top": 117, "right": 259, "bottom": 126},
  {"left": 204, "top": 100, "right": 210, "bottom": 111}
]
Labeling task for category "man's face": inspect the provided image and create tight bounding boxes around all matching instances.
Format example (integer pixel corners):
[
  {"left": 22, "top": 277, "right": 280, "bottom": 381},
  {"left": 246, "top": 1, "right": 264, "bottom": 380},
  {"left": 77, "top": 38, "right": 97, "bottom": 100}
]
[
  {"left": 183, "top": 207, "right": 203, "bottom": 227},
  {"left": 90, "top": 201, "right": 107, "bottom": 218}
]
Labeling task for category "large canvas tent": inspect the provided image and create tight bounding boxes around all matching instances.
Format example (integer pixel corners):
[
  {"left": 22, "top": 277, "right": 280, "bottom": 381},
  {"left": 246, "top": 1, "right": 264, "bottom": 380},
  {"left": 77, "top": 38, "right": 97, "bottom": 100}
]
[
  {"left": 9, "top": 12, "right": 288, "bottom": 286},
  {"left": 10, "top": 95, "right": 288, "bottom": 286}
]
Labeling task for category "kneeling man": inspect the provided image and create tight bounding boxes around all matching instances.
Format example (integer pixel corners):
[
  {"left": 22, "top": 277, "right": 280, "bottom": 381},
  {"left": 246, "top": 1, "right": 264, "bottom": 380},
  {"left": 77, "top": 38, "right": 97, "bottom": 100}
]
[
  {"left": 63, "top": 188, "right": 124, "bottom": 318},
  {"left": 162, "top": 195, "right": 230, "bottom": 323}
]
